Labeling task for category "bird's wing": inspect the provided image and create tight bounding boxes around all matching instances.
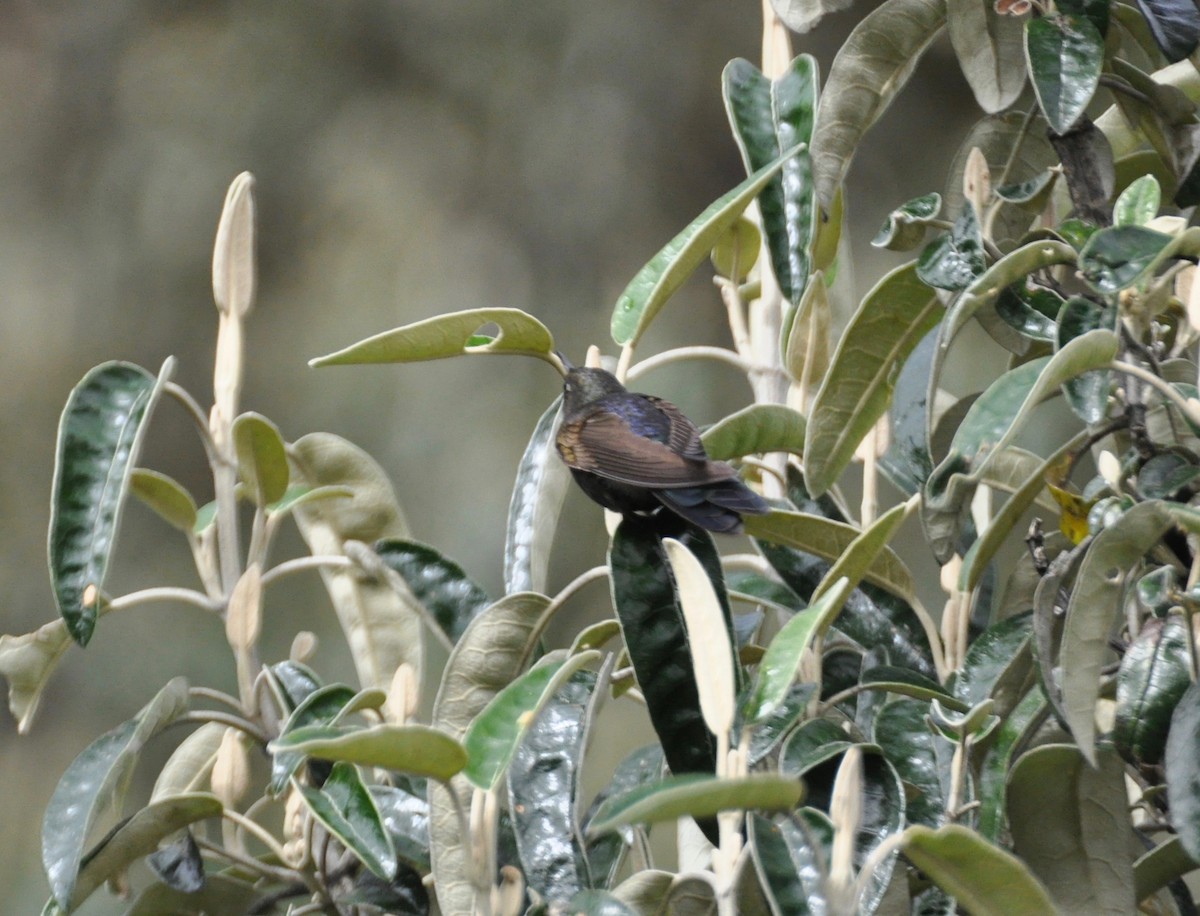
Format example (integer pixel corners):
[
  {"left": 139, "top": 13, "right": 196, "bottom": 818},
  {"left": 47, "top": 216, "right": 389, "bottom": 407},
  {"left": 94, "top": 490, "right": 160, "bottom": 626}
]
[
  {"left": 643, "top": 396, "right": 709, "bottom": 461},
  {"left": 558, "top": 408, "right": 735, "bottom": 487}
]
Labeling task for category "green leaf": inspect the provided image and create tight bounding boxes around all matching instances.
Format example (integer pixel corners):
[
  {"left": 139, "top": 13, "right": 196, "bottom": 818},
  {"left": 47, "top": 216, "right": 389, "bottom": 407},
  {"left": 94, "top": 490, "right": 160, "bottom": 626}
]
[
  {"left": 586, "top": 774, "right": 803, "bottom": 836},
  {"left": 976, "top": 688, "right": 1048, "bottom": 843},
  {"left": 127, "top": 873, "right": 259, "bottom": 915},
  {"left": 69, "top": 794, "right": 222, "bottom": 914},
  {"left": 873, "top": 699, "right": 956, "bottom": 828},
  {"left": 744, "top": 579, "right": 850, "bottom": 724},
  {"left": 810, "top": 0, "right": 947, "bottom": 209},
  {"left": 0, "top": 618, "right": 76, "bottom": 734},
  {"left": 290, "top": 433, "right": 420, "bottom": 694},
  {"left": 1134, "top": 836, "right": 1200, "bottom": 903},
  {"left": 505, "top": 398, "right": 570, "bottom": 596},
  {"left": 276, "top": 723, "right": 467, "bottom": 782},
  {"left": 129, "top": 469, "right": 198, "bottom": 533},
  {"left": 1166, "top": 681, "right": 1200, "bottom": 861},
  {"left": 803, "top": 261, "right": 943, "bottom": 496},
  {"left": 812, "top": 498, "right": 915, "bottom": 606},
  {"left": 746, "top": 510, "right": 914, "bottom": 602},
  {"left": 299, "top": 761, "right": 396, "bottom": 880},
  {"left": 49, "top": 359, "right": 171, "bottom": 645},
  {"left": 871, "top": 193, "right": 942, "bottom": 252},
  {"left": 508, "top": 670, "right": 597, "bottom": 905},
  {"left": 374, "top": 539, "right": 490, "bottom": 644},
  {"left": 1114, "top": 174, "right": 1162, "bottom": 226},
  {"left": 917, "top": 201, "right": 987, "bottom": 292},
  {"left": 1115, "top": 616, "right": 1193, "bottom": 766},
  {"left": 310, "top": 307, "right": 554, "bottom": 366},
  {"left": 701, "top": 404, "right": 807, "bottom": 461},
  {"left": 1062, "top": 499, "right": 1173, "bottom": 764},
  {"left": 859, "top": 666, "right": 963, "bottom": 709},
  {"left": 42, "top": 678, "right": 189, "bottom": 910},
  {"left": 1057, "top": 295, "right": 1117, "bottom": 423},
  {"left": 1078, "top": 224, "right": 1176, "bottom": 293},
  {"left": 785, "top": 273, "right": 832, "bottom": 400},
  {"left": 370, "top": 785, "right": 431, "bottom": 872},
  {"left": 748, "top": 812, "right": 831, "bottom": 916},
  {"left": 232, "top": 411, "right": 289, "bottom": 505},
  {"left": 948, "top": 0, "right": 1026, "bottom": 113},
  {"left": 710, "top": 217, "right": 762, "bottom": 281},
  {"left": 1025, "top": 13, "right": 1104, "bottom": 134},
  {"left": 585, "top": 744, "right": 664, "bottom": 888},
  {"left": 463, "top": 652, "right": 598, "bottom": 790},
  {"left": 781, "top": 719, "right": 856, "bottom": 777},
  {"left": 429, "top": 591, "right": 551, "bottom": 916},
  {"left": 610, "top": 146, "right": 802, "bottom": 347},
  {"left": 563, "top": 890, "right": 639, "bottom": 916},
  {"left": 879, "top": 325, "right": 937, "bottom": 496},
  {"left": 1007, "top": 744, "right": 1137, "bottom": 914},
  {"left": 723, "top": 55, "right": 818, "bottom": 307},
  {"left": 899, "top": 824, "right": 1058, "bottom": 915},
  {"left": 953, "top": 611, "right": 1033, "bottom": 712}
]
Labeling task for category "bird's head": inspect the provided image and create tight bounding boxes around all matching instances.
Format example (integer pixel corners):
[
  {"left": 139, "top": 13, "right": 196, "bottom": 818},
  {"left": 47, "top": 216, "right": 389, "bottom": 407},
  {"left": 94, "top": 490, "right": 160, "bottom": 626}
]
[{"left": 562, "top": 366, "right": 626, "bottom": 411}]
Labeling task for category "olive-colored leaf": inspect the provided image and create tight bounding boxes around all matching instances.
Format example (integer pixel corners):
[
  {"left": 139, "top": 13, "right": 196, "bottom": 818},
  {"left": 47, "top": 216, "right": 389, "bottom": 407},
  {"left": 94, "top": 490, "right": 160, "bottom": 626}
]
[
  {"left": 1115, "top": 616, "right": 1193, "bottom": 766},
  {"left": 785, "top": 272, "right": 832, "bottom": 397},
  {"left": 917, "top": 201, "right": 986, "bottom": 292},
  {"left": 587, "top": 774, "right": 804, "bottom": 836},
  {"left": 276, "top": 723, "right": 469, "bottom": 782},
  {"left": 127, "top": 873, "right": 259, "bottom": 915},
  {"left": 611, "top": 147, "right": 802, "bottom": 347},
  {"left": 1026, "top": 14, "right": 1104, "bottom": 135},
  {"left": 429, "top": 591, "right": 551, "bottom": 916},
  {"left": 0, "top": 618, "right": 76, "bottom": 734},
  {"left": 68, "top": 794, "right": 222, "bottom": 914},
  {"left": 701, "top": 404, "right": 807, "bottom": 461},
  {"left": 1134, "top": 836, "right": 1200, "bottom": 903},
  {"left": 744, "top": 579, "right": 850, "bottom": 725},
  {"left": 899, "top": 824, "right": 1058, "bottom": 915},
  {"left": 811, "top": 0, "right": 947, "bottom": 209},
  {"left": 50, "top": 359, "right": 172, "bottom": 646},
  {"left": 1166, "top": 681, "right": 1200, "bottom": 861},
  {"left": 129, "top": 469, "right": 198, "bottom": 533},
  {"left": 745, "top": 511, "right": 914, "bottom": 602},
  {"left": 723, "top": 55, "right": 818, "bottom": 307},
  {"left": 871, "top": 193, "right": 942, "bottom": 252},
  {"left": 290, "top": 433, "right": 421, "bottom": 694},
  {"left": 42, "top": 678, "right": 189, "bottom": 910},
  {"left": 508, "top": 670, "right": 598, "bottom": 905},
  {"left": 1007, "top": 744, "right": 1138, "bottom": 914},
  {"left": 803, "top": 261, "right": 943, "bottom": 497},
  {"left": 859, "top": 666, "right": 963, "bottom": 709},
  {"left": 710, "top": 217, "right": 762, "bottom": 281},
  {"left": 463, "top": 651, "right": 598, "bottom": 791},
  {"left": 1062, "top": 499, "right": 1173, "bottom": 764},
  {"left": 150, "top": 721, "right": 226, "bottom": 803},
  {"left": 298, "top": 761, "right": 396, "bottom": 880},
  {"left": 505, "top": 398, "right": 570, "bottom": 595},
  {"left": 374, "top": 539, "right": 490, "bottom": 644},
  {"left": 812, "top": 498, "right": 915, "bottom": 607},
  {"left": 268, "top": 483, "right": 353, "bottom": 516},
  {"left": 233, "top": 411, "right": 289, "bottom": 505},
  {"left": 948, "top": 0, "right": 1026, "bottom": 113},
  {"left": 748, "top": 812, "right": 832, "bottom": 916},
  {"left": 310, "top": 307, "right": 554, "bottom": 366}
]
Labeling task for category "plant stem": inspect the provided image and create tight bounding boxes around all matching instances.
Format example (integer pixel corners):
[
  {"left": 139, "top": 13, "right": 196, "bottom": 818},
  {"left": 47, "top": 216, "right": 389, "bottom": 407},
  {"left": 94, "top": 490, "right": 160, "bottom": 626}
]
[
  {"left": 182, "top": 710, "right": 270, "bottom": 744},
  {"left": 107, "top": 586, "right": 222, "bottom": 614},
  {"left": 1112, "top": 359, "right": 1200, "bottom": 426},
  {"left": 625, "top": 345, "right": 754, "bottom": 382},
  {"left": 260, "top": 554, "right": 356, "bottom": 587}
]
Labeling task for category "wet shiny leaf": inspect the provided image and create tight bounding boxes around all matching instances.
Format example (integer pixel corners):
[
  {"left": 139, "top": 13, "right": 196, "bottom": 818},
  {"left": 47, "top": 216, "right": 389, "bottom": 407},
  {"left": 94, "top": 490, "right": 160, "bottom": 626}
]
[
  {"left": 375, "top": 539, "right": 490, "bottom": 644},
  {"left": 1026, "top": 14, "right": 1104, "bottom": 134}
]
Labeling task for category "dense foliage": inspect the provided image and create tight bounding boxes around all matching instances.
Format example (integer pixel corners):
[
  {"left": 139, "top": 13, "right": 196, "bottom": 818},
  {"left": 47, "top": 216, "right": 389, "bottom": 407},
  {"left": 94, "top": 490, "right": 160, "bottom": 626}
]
[{"left": 9, "top": 0, "right": 1200, "bottom": 913}]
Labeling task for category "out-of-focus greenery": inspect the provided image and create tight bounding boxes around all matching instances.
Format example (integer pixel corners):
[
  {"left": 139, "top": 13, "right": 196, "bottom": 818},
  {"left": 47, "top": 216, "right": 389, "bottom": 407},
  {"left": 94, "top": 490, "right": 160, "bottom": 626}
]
[{"left": 0, "top": 2, "right": 976, "bottom": 910}]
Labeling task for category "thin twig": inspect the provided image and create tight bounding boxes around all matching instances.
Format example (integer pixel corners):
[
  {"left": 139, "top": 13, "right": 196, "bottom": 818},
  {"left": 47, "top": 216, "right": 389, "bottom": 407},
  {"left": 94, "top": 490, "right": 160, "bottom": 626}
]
[
  {"left": 106, "top": 586, "right": 222, "bottom": 614},
  {"left": 181, "top": 710, "right": 270, "bottom": 744},
  {"left": 260, "top": 554, "right": 355, "bottom": 588},
  {"left": 626, "top": 346, "right": 754, "bottom": 382}
]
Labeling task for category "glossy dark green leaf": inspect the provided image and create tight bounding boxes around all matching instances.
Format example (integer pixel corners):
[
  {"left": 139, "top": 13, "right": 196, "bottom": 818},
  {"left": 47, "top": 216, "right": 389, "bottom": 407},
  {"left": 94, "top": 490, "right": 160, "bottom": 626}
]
[
  {"left": 371, "top": 785, "right": 431, "bottom": 872},
  {"left": 505, "top": 398, "right": 569, "bottom": 596},
  {"left": 339, "top": 861, "right": 430, "bottom": 913},
  {"left": 872, "top": 193, "right": 942, "bottom": 252},
  {"left": 310, "top": 307, "right": 554, "bottom": 365},
  {"left": 948, "top": 0, "right": 1026, "bottom": 113},
  {"left": 49, "top": 360, "right": 170, "bottom": 645},
  {"left": 953, "top": 612, "right": 1033, "bottom": 711},
  {"left": 507, "top": 670, "right": 597, "bottom": 904},
  {"left": 269, "top": 683, "right": 357, "bottom": 795},
  {"left": 584, "top": 744, "right": 664, "bottom": 889},
  {"left": 976, "top": 688, "right": 1047, "bottom": 843},
  {"left": 860, "top": 666, "right": 963, "bottom": 709},
  {"left": 69, "top": 794, "right": 222, "bottom": 914},
  {"left": 746, "top": 683, "right": 816, "bottom": 766},
  {"left": 1115, "top": 617, "right": 1192, "bottom": 766},
  {"left": 609, "top": 518, "right": 737, "bottom": 782},
  {"left": 810, "top": 0, "right": 946, "bottom": 209},
  {"left": 917, "top": 201, "right": 986, "bottom": 292},
  {"left": 781, "top": 718, "right": 855, "bottom": 777},
  {"left": 299, "top": 761, "right": 396, "bottom": 880},
  {"left": 1138, "top": 452, "right": 1200, "bottom": 500},
  {"left": 1135, "top": 0, "right": 1200, "bottom": 61},
  {"left": 899, "top": 824, "right": 1058, "bottom": 915},
  {"left": 611, "top": 148, "right": 801, "bottom": 347},
  {"left": 1078, "top": 225, "right": 1175, "bottom": 294},
  {"left": 804, "top": 261, "right": 943, "bottom": 496},
  {"left": 374, "top": 539, "right": 490, "bottom": 644},
  {"left": 429, "top": 591, "right": 551, "bottom": 916},
  {"left": 1062, "top": 499, "right": 1173, "bottom": 764},
  {"left": 275, "top": 724, "right": 468, "bottom": 782},
  {"left": 42, "top": 678, "right": 189, "bottom": 910},
  {"left": 701, "top": 404, "right": 807, "bottom": 461},
  {"left": 995, "top": 286, "right": 1060, "bottom": 342},
  {"left": 232, "top": 411, "right": 288, "bottom": 505},
  {"left": 586, "top": 774, "right": 803, "bottom": 836},
  {"left": 1057, "top": 294, "right": 1117, "bottom": 423},
  {"left": 873, "top": 698, "right": 956, "bottom": 828},
  {"left": 268, "top": 659, "right": 323, "bottom": 711},
  {"left": 723, "top": 55, "right": 818, "bottom": 307},
  {"left": 1025, "top": 14, "right": 1104, "bottom": 134},
  {"left": 749, "top": 812, "right": 832, "bottom": 916},
  {"left": 879, "top": 324, "right": 937, "bottom": 496},
  {"left": 1166, "top": 681, "right": 1200, "bottom": 860},
  {"left": 1007, "top": 744, "right": 1137, "bottom": 913}
]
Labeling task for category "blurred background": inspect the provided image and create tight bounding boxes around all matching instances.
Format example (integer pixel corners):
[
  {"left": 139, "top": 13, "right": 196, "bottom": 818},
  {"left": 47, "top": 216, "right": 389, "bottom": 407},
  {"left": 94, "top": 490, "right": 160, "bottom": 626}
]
[{"left": 0, "top": 1, "right": 982, "bottom": 910}]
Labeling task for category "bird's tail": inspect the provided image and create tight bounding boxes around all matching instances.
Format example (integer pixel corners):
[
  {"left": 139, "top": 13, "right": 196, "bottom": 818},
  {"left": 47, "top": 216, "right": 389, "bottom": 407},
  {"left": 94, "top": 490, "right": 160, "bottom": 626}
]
[{"left": 655, "top": 480, "right": 769, "bottom": 534}]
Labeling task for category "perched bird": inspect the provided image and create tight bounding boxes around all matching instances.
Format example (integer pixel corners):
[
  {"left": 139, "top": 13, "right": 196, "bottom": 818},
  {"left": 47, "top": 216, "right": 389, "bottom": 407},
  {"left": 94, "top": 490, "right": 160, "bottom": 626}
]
[{"left": 555, "top": 365, "right": 770, "bottom": 533}]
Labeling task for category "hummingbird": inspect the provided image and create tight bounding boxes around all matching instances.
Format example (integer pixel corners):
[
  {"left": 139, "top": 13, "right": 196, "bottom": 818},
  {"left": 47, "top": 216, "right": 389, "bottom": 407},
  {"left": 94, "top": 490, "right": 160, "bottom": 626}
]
[{"left": 555, "top": 364, "right": 770, "bottom": 533}]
